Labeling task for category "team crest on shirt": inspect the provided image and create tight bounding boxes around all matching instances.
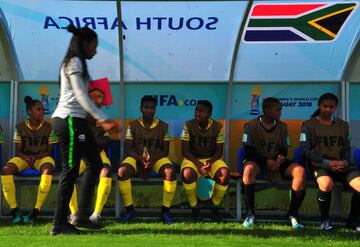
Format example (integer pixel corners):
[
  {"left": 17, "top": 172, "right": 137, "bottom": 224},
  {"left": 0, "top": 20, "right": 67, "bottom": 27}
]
[{"left": 78, "top": 134, "right": 86, "bottom": 141}]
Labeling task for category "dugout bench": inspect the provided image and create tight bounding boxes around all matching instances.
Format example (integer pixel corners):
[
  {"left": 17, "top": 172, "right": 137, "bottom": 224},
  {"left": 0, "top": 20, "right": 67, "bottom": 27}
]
[
  {"left": 1, "top": 143, "right": 359, "bottom": 221},
  {"left": 233, "top": 147, "right": 360, "bottom": 220}
]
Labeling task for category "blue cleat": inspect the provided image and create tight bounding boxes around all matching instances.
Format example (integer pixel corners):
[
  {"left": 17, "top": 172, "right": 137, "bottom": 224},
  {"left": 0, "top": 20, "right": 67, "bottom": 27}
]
[
  {"left": 289, "top": 216, "right": 304, "bottom": 230},
  {"left": 11, "top": 208, "right": 22, "bottom": 225},
  {"left": 243, "top": 215, "right": 255, "bottom": 228},
  {"left": 23, "top": 208, "right": 40, "bottom": 224},
  {"left": 120, "top": 210, "right": 135, "bottom": 224},
  {"left": 162, "top": 211, "right": 175, "bottom": 224}
]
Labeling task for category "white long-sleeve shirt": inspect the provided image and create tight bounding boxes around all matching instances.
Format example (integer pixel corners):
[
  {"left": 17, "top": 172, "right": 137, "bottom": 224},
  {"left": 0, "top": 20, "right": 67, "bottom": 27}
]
[{"left": 52, "top": 57, "right": 108, "bottom": 122}]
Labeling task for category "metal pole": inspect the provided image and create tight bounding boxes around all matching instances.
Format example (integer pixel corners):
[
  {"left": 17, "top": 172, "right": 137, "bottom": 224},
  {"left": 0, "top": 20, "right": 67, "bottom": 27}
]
[{"left": 116, "top": 0, "right": 126, "bottom": 218}]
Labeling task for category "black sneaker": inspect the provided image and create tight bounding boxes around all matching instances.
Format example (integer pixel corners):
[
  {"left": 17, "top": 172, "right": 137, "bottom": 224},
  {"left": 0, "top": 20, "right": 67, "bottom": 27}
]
[
  {"left": 120, "top": 210, "right": 136, "bottom": 224},
  {"left": 70, "top": 214, "right": 102, "bottom": 229},
  {"left": 23, "top": 208, "right": 40, "bottom": 224},
  {"left": 161, "top": 211, "right": 175, "bottom": 224},
  {"left": 346, "top": 221, "right": 360, "bottom": 232},
  {"left": 50, "top": 223, "right": 81, "bottom": 236},
  {"left": 320, "top": 219, "right": 334, "bottom": 231},
  {"left": 191, "top": 207, "right": 203, "bottom": 222}
]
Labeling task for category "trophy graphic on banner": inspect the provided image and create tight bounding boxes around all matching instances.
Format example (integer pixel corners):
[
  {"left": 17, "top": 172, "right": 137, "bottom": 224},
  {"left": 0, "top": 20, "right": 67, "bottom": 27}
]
[
  {"left": 39, "top": 87, "right": 50, "bottom": 114},
  {"left": 250, "top": 86, "right": 263, "bottom": 115}
]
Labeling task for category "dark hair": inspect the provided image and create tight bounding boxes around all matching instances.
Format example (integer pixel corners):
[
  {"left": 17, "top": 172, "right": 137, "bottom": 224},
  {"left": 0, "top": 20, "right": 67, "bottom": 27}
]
[
  {"left": 24, "top": 96, "right": 41, "bottom": 112},
  {"left": 262, "top": 97, "right": 281, "bottom": 112},
  {"left": 197, "top": 100, "right": 213, "bottom": 113},
  {"left": 141, "top": 95, "right": 156, "bottom": 107},
  {"left": 311, "top": 93, "right": 338, "bottom": 118},
  {"left": 62, "top": 24, "right": 98, "bottom": 80}
]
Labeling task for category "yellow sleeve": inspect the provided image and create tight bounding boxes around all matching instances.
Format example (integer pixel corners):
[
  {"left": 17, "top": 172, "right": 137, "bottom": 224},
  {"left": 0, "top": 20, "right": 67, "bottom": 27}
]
[
  {"left": 216, "top": 128, "right": 225, "bottom": 144},
  {"left": 180, "top": 124, "right": 190, "bottom": 141},
  {"left": 13, "top": 128, "right": 21, "bottom": 143},
  {"left": 125, "top": 126, "right": 133, "bottom": 140},
  {"left": 48, "top": 130, "right": 57, "bottom": 144}
]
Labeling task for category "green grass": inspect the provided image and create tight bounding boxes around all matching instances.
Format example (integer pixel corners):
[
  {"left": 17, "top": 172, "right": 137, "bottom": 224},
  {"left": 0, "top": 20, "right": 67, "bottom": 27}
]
[
  {"left": 0, "top": 220, "right": 359, "bottom": 247},
  {"left": 6, "top": 185, "right": 353, "bottom": 214}
]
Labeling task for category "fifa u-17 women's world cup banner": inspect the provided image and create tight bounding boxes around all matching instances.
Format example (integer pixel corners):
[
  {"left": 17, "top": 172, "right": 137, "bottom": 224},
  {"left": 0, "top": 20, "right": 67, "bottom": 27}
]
[
  {"left": 230, "top": 83, "right": 339, "bottom": 120},
  {"left": 17, "top": 82, "right": 121, "bottom": 119}
]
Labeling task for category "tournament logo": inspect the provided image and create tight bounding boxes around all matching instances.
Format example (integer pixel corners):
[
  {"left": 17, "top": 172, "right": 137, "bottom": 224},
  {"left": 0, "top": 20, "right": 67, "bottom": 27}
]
[
  {"left": 243, "top": 2, "right": 357, "bottom": 43},
  {"left": 89, "top": 88, "right": 105, "bottom": 107},
  {"left": 39, "top": 87, "right": 50, "bottom": 114},
  {"left": 250, "top": 86, "right": 263, "bottom": 115}
]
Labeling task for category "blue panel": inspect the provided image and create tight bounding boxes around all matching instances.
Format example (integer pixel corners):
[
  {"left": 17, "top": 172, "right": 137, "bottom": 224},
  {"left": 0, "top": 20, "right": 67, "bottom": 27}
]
[
  {"left": 350, "top": 83, "right": 360, "bottom": 120},
  {"left": 0, "top": 81, "right": 10, "bottom": 118}
]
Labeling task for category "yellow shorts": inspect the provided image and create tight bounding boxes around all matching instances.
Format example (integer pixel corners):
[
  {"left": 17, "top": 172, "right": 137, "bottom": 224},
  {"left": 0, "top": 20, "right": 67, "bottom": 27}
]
[
  {"left": 8, "top": 156, "right": 55, "bottom": 172},
  {"left": 79, "top": 150, "right": 111, "bottom": 175},
  {"left": 121, "top": 156, "right": 172, "bottom": 174},
  {"left": 181, "top": 158, "right": 228, "bottom": 178}
]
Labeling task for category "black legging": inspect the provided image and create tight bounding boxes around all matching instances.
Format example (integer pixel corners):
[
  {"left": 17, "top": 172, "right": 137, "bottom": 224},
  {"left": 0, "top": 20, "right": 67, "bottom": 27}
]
[{"left": 52, "top": 116, "right": 102, "bottom": 225}]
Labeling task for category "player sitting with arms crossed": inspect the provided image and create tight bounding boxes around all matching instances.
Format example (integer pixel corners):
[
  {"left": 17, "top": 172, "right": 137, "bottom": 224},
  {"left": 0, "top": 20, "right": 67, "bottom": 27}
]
[
  {"left": 242, "top": 97, "right": 306, "bottom": 230},
  {"left": 118, "top": 95, "right": 177, "bottom": 224}
]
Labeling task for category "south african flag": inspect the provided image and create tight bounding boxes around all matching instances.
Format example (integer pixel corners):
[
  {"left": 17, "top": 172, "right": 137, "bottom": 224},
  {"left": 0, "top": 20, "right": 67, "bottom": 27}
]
[{"left": 244, "top": 2, "right": 357, "bottom": 42}]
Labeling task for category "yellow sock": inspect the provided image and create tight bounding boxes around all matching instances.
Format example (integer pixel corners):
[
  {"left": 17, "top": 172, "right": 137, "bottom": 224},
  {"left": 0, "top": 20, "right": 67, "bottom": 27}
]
[
  {"left": 162, "top": 180, "right": 177, "bottom": 208},
  {"left": 183, "top": 182, "right": 197, "bottom": 208},
  {"left": 1, "top": 175, "right": 17, "bottom": 209},
  {"left": 118, "top": 179, "right": 133, "bottom": 207},
  {"left": 69, "top": 185, "right": 78, "bottom": 215},
  {"left": 212, "top": 183, "right": 228, "bottom": 207},
  {"left": 94, "top": 177, "right": 112, "bottom": 214},
  {"left": 35, "top": 174, "right": 52, "bottom": 210}
]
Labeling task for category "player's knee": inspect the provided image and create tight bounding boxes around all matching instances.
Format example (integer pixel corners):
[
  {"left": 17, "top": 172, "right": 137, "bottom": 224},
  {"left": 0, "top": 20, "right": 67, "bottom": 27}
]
[
  {"left": 293, "top": 165, "right": 306, "bottom": 179},
  {"left": 41, "top": 164, "right": 54, "bottom": 175},
  {"left": 118, "top": 165, "right": 131, "bottom": 180},
  {"left": 242, "top": 164, "right": 257, "bottom": 183},
  {"left": 162, "top": 165, "right": 176, "bottom": 181},
  {"left": 215, "top": 168, "right": 229, "bottom": 185},
  {"left": 1, "top": 163, "right": 17, "bottom": 175},
  {"left": 181, "top": 167, "right": 197, "bottom": 183},
  {"left": 318, "top": 178, "right": 333, "bottom": 192},
  {"left": 100, "top": 166, "right": 111, "bottom": 178}
]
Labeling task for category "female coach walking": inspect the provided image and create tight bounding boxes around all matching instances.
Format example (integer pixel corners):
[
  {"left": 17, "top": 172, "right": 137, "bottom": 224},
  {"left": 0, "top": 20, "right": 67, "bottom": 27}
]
[{"left": 51, "top": 24, "right": 115, "bottom": 235}]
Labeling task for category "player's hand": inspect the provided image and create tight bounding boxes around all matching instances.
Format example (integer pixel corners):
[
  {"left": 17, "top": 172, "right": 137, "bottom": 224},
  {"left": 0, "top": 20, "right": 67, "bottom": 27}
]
[
  {"left": 143, "top": 159, "right": 153, "bottom": 169},
  {"left": 276, "top": 155, "right": 286, "bottom": 165},
  {"left": 266, "top": 159, "right": 280, "bottom": 171},
  {"left": 330, "top": 160, "right": 344, "bottom": 172},
  {"left": 203, "top": 161, "right": 211, "bottom": 172},
  {"left": 197, "top": 162, "right": 208, "bottom": 176},
  {"left": 100, "top": 119, "right": 116, "bottom": 131}
]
